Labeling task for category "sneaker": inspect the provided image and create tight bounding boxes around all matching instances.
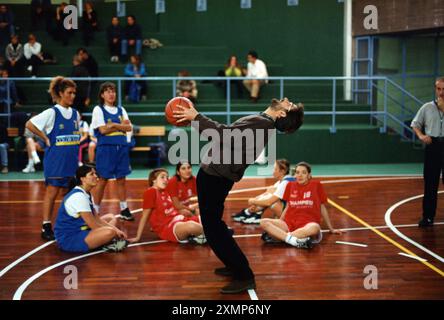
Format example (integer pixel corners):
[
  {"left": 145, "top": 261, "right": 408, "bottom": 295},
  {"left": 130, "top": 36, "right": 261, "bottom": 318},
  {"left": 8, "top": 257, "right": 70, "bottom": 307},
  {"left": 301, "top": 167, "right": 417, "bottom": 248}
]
[
  {"left": 231, "top": 209, "right": 250, "bottom": 222},
  {"left": 102, "top": 238, "right": 129, "bottom": 252},
  {"left": 291, "top": 237, "right": 313, "bottom": 249},
  {"left": 32, "top": 154, "right": 41, "bottom": 165},
  {"left": 1, "top": 166, "right": 8, "bottom": 174},
  {"left": 22, "top": 165, "right": 35, "bottom": 173},
  {"left": 242, "top": 212, "right": 262, "bottom": 224},
  {"left": 261, "top": 232, "right": 281, "bottom": 244},
  {"left": 188, "top": 234, "right": 207, "bottom": 245},
  {"left": 41, "top": 223, "right": 55, "bottom": 241},
  {"left": 418, "top": 217, "right": 434, "bottom": 228},
  {"left": 220, "top": 278, "right": 256, "bottom": 294},
  {"left": 120, "top": 208, "right": 134, "bottom": 221}
]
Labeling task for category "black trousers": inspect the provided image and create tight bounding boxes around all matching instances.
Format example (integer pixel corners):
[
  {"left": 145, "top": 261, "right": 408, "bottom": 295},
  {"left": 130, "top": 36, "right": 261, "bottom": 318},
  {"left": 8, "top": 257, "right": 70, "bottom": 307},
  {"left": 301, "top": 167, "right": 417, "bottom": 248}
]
[
  {"left": 197, "top": 169, "right": 255, "bottom": 281},
  {"left": 423, "top": 138, "right": 444, "bottom": 220}
]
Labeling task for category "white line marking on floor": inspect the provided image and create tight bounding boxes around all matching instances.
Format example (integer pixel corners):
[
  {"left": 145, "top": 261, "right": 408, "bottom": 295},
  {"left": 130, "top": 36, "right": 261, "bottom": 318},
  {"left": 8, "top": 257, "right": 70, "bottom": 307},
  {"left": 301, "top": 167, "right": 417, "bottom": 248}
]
[
  {"left": 398, "top": 252, "right": 427, "bottom": 262},
  {"left": 335, "top": 241, "right": 368, "bottom": 248},
  {"left": 384, "top": 191, "right": 444, "bottom": 263}
]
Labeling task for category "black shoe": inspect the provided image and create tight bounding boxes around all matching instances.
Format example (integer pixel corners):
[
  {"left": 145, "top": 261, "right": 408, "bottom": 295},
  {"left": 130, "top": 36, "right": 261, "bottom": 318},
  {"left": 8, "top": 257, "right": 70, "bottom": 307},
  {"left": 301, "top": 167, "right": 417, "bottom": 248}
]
[
  {"left": 120, "top": 208, "right": 134, "bottom": 221},
  {"left": 242, "top": 212, "right": 262, "bottom": 224},
  {"left": 291, "top": 237, "right": 313, "bottom": 249},
  {"left": 231, "top": 209, "right": 250, "bottom": 222},
  {"left": 41, "top": 223, "right": 55, "bottom": 241},
  {"left": 187, "top": 234, "right": 207, "bottom": 245},
  {"left": 220, "top": 278, "right": 256, "bottom": 294},
  {"left": 418, "top": 217, "right": 434, "bottom": 228},
  {"left": 261, "top": 232, "right": 281, "bottom": 244},
  {"left": 214, "top": 267, "right": 233, "bottom": 277}
]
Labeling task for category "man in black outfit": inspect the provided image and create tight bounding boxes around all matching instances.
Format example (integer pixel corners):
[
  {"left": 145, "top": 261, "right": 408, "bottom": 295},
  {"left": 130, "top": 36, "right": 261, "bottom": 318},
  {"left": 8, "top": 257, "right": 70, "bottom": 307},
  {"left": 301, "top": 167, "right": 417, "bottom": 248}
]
[
  {"left": 174, "top": 98, "right": 304, "bottom": 294},
  {"left": 412, "top": 77, "right": 444, "bottom": 227}
]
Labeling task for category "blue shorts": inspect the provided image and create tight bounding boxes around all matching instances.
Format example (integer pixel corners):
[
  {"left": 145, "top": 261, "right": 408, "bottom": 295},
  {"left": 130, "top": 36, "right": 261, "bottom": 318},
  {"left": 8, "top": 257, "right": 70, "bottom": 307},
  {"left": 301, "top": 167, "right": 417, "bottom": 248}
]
[
  {"left": 45, "top": 177, "right": 72, "bottom": 188},
  {"left": 96, "top": 145, "right": 131, "bottom": 179},
  {"left": 36, "top": 138, "right": 46, "bottom": 150},
  {"left": 56, "top": 230, "right": 90, "bottom": 253}
]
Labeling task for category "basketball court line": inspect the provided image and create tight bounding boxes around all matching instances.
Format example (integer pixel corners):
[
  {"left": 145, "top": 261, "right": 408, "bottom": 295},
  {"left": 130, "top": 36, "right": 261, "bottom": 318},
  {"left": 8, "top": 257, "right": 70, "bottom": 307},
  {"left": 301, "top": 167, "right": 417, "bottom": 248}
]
[
  {"left": 328, "top": 199, "right": 444, "bottom": 277},
  {"left": 398, "top": 252, "right": 427, "bottom": 262},
  {"left": 384, "top": 191, "right": 444, "bottom": 263}
]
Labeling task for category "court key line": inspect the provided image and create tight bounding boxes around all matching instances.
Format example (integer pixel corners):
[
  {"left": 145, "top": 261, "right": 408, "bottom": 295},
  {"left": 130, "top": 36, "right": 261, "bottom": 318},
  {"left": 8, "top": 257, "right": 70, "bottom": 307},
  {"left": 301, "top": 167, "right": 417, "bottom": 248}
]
[
  {"left": 384, "top": 191, "right": 444, "bottom": 264},
  {"left": 328, "top": 199, "right": 444, "bottom": 277}
]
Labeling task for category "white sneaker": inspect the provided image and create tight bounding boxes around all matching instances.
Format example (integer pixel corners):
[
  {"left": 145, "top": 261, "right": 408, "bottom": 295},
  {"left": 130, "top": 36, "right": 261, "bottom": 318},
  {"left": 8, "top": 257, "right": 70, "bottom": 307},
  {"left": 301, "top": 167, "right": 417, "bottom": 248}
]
[
  {"left": 32, "top": 154, "right": 41, "bottom": 165},
  {"left": 22, "top": 165, "right": 35, "bottom": 173}
]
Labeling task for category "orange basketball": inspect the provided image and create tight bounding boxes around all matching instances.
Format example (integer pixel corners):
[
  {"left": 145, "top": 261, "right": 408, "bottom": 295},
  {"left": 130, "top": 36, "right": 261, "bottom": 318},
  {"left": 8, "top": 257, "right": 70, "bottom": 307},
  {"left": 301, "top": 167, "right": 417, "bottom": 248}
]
[{"left": 165, "top": 96, "right": 194, "bottom": 127}]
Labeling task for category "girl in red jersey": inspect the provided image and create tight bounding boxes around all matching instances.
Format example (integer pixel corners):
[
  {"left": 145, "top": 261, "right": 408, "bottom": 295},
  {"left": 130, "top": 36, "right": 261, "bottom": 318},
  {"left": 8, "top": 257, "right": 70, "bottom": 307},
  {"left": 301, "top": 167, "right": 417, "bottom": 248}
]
[
  {"left": 260, "top": 162, "right": 342, "bottom": 248},
  {"left": 128, "top": 168, "right": 206, "bottom": 244},
  {"left": 166, "top": 161, "right": 199, "bottom": 216}
]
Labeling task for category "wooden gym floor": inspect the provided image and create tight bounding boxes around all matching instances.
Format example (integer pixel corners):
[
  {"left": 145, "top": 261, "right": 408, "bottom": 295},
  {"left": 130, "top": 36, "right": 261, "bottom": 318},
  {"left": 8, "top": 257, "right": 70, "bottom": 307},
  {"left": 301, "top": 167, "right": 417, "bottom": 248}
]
[{"left": 0, "top": 176, "right": 443, "bottom": 300}]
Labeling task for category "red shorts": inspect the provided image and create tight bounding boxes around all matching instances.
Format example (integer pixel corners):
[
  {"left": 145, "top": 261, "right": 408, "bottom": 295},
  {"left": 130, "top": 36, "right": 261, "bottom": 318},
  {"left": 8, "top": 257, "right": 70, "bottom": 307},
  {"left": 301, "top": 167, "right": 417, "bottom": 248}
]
[
  {"left": 158, "top": 215, "right": 201, "bottom": 242},
  {"left": 284, "top": 217, "right": 320, "bottom": 233}
]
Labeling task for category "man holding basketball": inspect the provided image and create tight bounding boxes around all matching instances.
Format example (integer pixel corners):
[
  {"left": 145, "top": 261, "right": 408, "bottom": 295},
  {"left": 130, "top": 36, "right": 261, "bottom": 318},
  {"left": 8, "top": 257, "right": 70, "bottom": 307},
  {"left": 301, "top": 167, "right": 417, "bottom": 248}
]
[{"left": 174, "top": 97, "right": 304, "bottom": 294}]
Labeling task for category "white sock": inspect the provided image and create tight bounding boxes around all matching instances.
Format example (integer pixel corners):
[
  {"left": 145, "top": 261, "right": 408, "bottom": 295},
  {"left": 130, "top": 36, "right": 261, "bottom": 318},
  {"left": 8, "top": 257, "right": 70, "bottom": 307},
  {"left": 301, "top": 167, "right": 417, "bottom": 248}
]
[
  {"left": 42, "top": 220, "right": 51, "bottom": 225},
  {"left": 120, "top": 201, "right": 128, "bottom": 210},
  {"left": 244, "top": 209, "right": 251, "bottom": 215},
  {"left": 28, "top": 158, "right": 34, "bottom": 166},
  {"left": 285, "top": 233, "right": 299, "bottom": 246},
  {"left": 32, "top": 151, "right": 40, "bottom": 160},
  {"left": 94, "top": 204, "right": 100, "bottom": 214}
]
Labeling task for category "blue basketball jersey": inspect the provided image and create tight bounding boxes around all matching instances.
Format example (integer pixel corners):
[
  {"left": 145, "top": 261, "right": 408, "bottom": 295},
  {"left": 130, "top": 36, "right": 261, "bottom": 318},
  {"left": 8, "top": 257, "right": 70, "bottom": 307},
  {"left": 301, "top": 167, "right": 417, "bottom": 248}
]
[
  {"left": 44, "top": 107, "right": 80, "bottom": 179},
  {"left": 54, "top": 187, "right": 95, "bottom": 239},
  {"left": 95, "top": 106, "right": 127, "bottom": 146}
]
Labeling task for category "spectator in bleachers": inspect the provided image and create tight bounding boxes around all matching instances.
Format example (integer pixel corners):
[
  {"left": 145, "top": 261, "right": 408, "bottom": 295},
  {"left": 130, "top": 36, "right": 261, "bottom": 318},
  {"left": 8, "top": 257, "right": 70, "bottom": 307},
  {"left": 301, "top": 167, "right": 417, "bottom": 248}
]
[
  {"left": 0, "top": 69, "right": 20, "bottom": 113},
  {"left": 106, "top": 16, "right": 123, "bottom": 63},
  {"left": 54, "top": 2, "right": 71, "bottom": 46},
  {"left": 121, "top": 15, "right": 142, "bottom": 61},
  {"left": 124, "top": 54, "right": 147, "bottom": 102},
  {"left": 176, "top": 70, "right": 198, "bottom": 103},
  {"left": 24, "top": 33, "right": 56, "bottom": 77},
  {"left": 82, "top": 1, "right": 98, "bottom": 46},
  {"left": 223, "top": 55, "right": 245, "bottom": 98},
  {"left": 22, "top": 126, "right": 44, "bottom": 173},
  {"left": 31, "top": 0, "right": 53, "bottom": 35},
  {"left": 0, "top": 5, "right": 15, "bottom": 53},
  {"left": 243, "top": 50, "right": 268, "bottom": 103},
  {"left": 77, "top": 47, "right": 98, "bottom": 78},
  {"left": 0, "top": 120, "right": 8, "bottom": 174},
  {"left": 70, "top": 54, "right": 90, "bottom": 113},
  {"left": 5, "top": 34, "right": 25, "bottom": 77}
]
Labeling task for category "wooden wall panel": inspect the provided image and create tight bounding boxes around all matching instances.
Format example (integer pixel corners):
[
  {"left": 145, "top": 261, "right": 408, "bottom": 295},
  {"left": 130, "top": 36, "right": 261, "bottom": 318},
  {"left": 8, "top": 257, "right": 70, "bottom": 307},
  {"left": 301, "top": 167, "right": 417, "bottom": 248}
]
[{"left": 353, "top": 0, "right": 444, "bottom": 36}]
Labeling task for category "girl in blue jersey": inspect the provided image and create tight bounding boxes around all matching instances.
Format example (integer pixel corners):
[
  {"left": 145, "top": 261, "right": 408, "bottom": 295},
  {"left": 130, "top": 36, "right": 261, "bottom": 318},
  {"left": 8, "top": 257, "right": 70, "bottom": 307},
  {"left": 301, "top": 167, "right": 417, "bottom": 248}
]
[
  {"left": 91, "top": 82, "right": 133, "bottom": 220},
  {"left": 55, "top": 164, "right": 128, "bottom": 253},
  {"left": 26, "top": 76, "right": 81, "bottom": 241}
]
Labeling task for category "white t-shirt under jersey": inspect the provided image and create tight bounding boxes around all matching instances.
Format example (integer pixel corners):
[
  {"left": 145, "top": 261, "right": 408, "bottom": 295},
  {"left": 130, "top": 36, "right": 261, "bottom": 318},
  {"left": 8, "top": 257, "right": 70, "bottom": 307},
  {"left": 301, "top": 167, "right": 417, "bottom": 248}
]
[
  {"left": 64, "top": 186, "right": 94, "bottom": 218},
  {"left": 30, "top": 104, "right": 81, "bottom": 135},
  {"left": 90, "top": 105, "right": 130, "bottom": 130},
  {"left": 273, "top": 175, "right": 294, "bottom": 199}
]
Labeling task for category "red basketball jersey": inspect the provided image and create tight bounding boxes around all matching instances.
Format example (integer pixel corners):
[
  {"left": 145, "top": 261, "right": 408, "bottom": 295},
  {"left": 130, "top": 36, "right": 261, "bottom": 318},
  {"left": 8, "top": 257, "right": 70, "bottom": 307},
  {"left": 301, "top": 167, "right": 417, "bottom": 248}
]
[
  {"left": 142, "top": 187, "right": 180, "bottom": 234},
  {"left": 282, "top": 180, "right": 328, "bottom": 227},
  {"left": 166, "top": 176, "right": 197, "bottom": 206}
]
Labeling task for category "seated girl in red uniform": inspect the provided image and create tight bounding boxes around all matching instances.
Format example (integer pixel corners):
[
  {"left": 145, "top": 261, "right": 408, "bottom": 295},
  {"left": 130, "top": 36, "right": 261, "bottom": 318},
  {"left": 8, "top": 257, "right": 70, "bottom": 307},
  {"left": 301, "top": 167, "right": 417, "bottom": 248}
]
[
  {"left": 260, "top": 162, "right": 342, "bottom": 248},
  {"left": 128, "top": 168, "right": 206, "bottom": 244},
  {"left": 166, "top": 161, "right": 199, "bottom": 216}
]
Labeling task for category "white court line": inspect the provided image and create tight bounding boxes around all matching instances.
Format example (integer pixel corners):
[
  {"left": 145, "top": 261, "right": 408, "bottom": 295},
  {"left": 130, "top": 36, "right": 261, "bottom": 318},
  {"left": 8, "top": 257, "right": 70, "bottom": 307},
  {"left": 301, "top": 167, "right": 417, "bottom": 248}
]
[
  {"left": 0, "top": 240, "right": 56, "bottom": 279},
  {"left": 335, "top": 241, "right": 368, "bottom": 248},
  {"left": 248, "top": 289, "right": 259, "bottom": 300},
  {"left": 384, "top": 191, "right": 444, "bottom": 263},
  {"left": 398, "top": 252, "right": 427, "bottom": 262}
]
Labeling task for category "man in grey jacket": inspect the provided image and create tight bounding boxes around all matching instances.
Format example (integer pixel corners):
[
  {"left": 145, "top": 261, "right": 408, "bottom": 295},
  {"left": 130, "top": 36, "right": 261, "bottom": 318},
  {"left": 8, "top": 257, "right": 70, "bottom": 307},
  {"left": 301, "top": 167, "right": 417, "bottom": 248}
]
[{"left": 174, "top": 97, "right": 304, "bottom": 294}]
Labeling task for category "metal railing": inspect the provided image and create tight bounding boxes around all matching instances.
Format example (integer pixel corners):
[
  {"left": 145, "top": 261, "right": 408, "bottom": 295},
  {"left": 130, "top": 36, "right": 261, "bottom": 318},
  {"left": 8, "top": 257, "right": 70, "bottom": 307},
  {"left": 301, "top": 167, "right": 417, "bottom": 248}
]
[{"left": 0, "top": 76, "right": 424, "bottom": 142}]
